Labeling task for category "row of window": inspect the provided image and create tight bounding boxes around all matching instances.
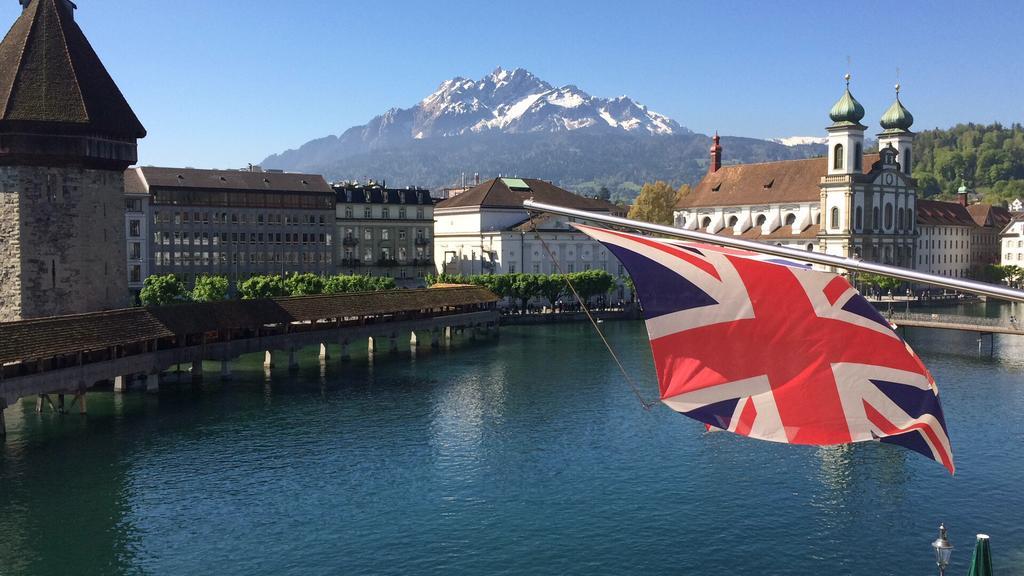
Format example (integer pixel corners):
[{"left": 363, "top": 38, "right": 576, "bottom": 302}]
[
  {"left": 153, "top": 211, "right": 328, "bottom": 226},
  {"left": 921, "top": 227, "right": 969, "bottom": 236},
  {"left": 341, "top": 206, "right": 427, "bottom": 220},
  {"left": 343, "top": 227, "right": 429, "bottom": 241},
  {"left": 153, "top": 231, "right": 332, "bottom": 247},
  {"left": 918, "top": 253, "right": 968, "bottom": 265},
  {"left": 918, "top": 239, "right": 968, "bottom": 250},
  {"left": 341, "top": 247, "right": 430, "bottom": 262},
  {"left": 151, "top": 190, "right": 334, "bottom": 210},
  {"left": 154, "top": 251, "right": 333, "bottom": 267},
  {"left": 847, "top": 204, "right": 914, "bottom": 233}
]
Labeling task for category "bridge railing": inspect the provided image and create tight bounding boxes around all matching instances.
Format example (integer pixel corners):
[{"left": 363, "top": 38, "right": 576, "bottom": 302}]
[{"left": 887, "top": 312, "right": 1011, "bottom": 328}]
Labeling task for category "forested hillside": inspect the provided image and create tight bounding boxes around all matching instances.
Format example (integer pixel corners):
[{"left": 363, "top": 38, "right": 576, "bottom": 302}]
[{"left": 912, "top": 123, "right": 1024, "bottom": 204}]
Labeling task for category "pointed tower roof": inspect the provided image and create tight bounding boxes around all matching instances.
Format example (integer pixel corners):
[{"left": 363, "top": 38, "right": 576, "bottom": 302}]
[
  {"left": 828, "top": 74, "right": 865, "bottom": 128},
  {"left": 879, "top": 84, "right": 914, "bottom": 134},
  {"left": 0, "top": 0, "right": 145, "bottom": 138}
]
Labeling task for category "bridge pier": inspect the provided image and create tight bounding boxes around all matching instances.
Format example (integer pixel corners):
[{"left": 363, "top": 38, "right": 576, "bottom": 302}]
[
  {"left": 444, "top": 326, "right": 453, "bottom": 344},
  {"left": 367, "top": 336, "right": 376, "bottom": 357},
  {"left": 288, "top": 347, "right": 299, "bottom": 372},
  {"left": 191, "top": 359, "right": 204, "bottom": 379},
  {"left": 319, "top": 343, "right": 330, "bottom": 362},
  {"left": 220, "top": 360, "right": 233, "bottom": 381},
  {"left": 145, "top": 373, "right": 160, "bottom": 393},
  {"left": 35, "top": 394, "right": 43, "bottom": 413},
  {"left": 263, "top": 351, "right": 274, "bottom": 369},
  {"left": 114, "top": 375, "right": 129, "bottom": 393},
  {"left": 73, "top": 389, "right": 87, "bottom": 415},
  {"left": 410, "top": 331, "right": 418, "bottom": 349},
  {"left": 57, "top": 394, "right": 66, "bottom": 414}
]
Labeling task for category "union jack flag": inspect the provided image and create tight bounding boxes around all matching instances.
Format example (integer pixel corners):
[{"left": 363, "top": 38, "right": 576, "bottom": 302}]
[{"left": 575, "top": 223, "right": 954, "bottom": 474}]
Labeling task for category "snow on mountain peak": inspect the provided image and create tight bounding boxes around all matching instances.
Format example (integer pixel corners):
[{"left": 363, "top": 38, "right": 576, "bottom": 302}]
[{"left": 409, "top": 68, "right": 681, "bottom": 138}]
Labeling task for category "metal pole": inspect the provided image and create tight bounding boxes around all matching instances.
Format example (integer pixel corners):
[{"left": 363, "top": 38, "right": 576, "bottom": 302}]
[{"left": 522, "top": 200, "right": 1024, "bottom": 304}]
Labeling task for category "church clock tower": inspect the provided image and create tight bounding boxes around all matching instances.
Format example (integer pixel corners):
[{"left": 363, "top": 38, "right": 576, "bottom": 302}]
[{"left": 0, "top": 0, "right": 146, "bottom": 321}]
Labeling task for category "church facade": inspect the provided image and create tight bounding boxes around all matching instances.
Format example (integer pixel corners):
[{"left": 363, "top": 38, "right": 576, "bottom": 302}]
[{"left": 674, "top": 76, "right": 919, "bottom": 269}]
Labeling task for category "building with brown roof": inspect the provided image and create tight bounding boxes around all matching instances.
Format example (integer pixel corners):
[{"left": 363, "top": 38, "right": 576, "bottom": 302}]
[
  {"left": 433, "top": 177, "right": 628, "bottom": 283},
  {"left": 125, "top": 166, "right": 335, "bottom": 296},
  {"left": 965, "top": 199, "right": 1011, "bottom": 276},
  {"left": 0, "top": 0, "right": 145, "bottom": 321},
  {"left": 915, "top": 199, "right": 976, "bottom": 279},
  {"left": 674, "top": 77, "right": 919, "bottom": 270}
]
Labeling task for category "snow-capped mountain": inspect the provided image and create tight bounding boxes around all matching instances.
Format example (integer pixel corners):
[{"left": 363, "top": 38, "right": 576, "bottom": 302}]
[
  {"left": 771, "top": 136, "right": 828, "bottom": 147},
  {"left": 261, "top": 68, "right": 822, "bottom": 197},
  {"left": 408, "top": 67, "right": 681, "bottom": 138}
]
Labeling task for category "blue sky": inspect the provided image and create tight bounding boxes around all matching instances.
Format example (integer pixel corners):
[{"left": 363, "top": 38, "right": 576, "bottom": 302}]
[{"left": 7, "top": 0, "right": 1022, "bottom": 168}]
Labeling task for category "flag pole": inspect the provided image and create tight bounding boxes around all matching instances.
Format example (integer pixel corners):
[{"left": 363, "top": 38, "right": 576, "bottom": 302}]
[{"left": 522, "top": 200, "right": 1024, "bottom": 304}]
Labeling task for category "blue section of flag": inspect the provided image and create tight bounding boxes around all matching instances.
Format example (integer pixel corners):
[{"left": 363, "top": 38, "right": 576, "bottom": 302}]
[
  {"left": 871, "top": 378, "right": 949, "bottom": 432},
  {"left": 879, "top": 430, "right": 935, "bottom": 461},
  {"left": 842, "top": 294, "right": 893, "bottom": 329},
  {"left": 604, "top": 243, "right": 718, "bottom": 319},
  {"left": 684, "top": 398, "right": 739, "bottom": 430}
]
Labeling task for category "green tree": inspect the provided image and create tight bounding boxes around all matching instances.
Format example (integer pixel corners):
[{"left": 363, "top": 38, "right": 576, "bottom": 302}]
[
  {"left": 191, "top": 275, "right": 229, "bottom": 302},
  {"left": 284, "top": 272, "right": 325, "bottom": 296},
  {"left": 628, "top": 181, "right": 688, "bottom": 225},
  {"left": 510, "top": 273, "right": 542, "bottom": 311},
  {"left": 537, "top": 274, "right": 566, "bottom": 308},
  {"left": 569, "top": 269, "right": 615, "bottom": 303},
  {"left": 597, "top": 186, "right": 611, "bottom": 202},
  {"left": 237, "top": 275, "right": 287, "bottom": 300},
  {"left": 139, "top": 274, "right": 189, "bottom": 306}
]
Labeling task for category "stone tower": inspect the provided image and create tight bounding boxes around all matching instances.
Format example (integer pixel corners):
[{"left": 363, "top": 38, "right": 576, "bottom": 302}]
[{"left": 0, "top": 0, "right": 146, "bottom": 321}]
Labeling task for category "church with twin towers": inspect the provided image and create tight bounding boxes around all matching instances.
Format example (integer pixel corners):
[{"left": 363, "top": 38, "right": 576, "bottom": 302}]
[{"left": 674, "top": 74, "right": 920, "bottom": 269}]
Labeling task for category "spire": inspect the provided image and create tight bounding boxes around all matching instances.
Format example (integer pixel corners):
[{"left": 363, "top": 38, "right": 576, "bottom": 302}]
[
  {"left": 709, "top": 131, "right": 722, "bottom": 174},
  {"left": 880, "top": 83, "right": 914, "bottom": 133},
  {"left": 0, "top": 0, "right": 145, "bottom": 138},
  {"left": 828, "top": 73, "right": 866, "bottom": 127}
]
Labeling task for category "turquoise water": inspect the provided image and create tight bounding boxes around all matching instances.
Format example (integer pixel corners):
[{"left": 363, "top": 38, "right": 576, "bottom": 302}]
[{"left": 1, "top": 307, "right": 1023, "bottom": 575}]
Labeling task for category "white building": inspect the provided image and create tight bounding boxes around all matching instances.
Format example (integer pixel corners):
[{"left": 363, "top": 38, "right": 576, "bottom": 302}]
[
  {"left": 433, "top": 177, "right": 627, "bottom": 279},
  {"left": 915, "top": 199, "right": 974, "bottom": 279},
  {"left": 1001, "top": 214, "right": 1024, "bottom": 266},
  {"left": 674, "top": 77, "right": 918, "bottom": 268}
]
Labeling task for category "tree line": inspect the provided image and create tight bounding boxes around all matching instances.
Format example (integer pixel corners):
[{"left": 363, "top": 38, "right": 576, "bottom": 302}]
[
  {"left": 139, "top": 273, "right": 397, "bottom": 306},
  {"left": 912, "top": 123, "right": 1024, "bottom": 204},
  {"left": 425, "top": 270, "right": 622, "bottom": 310}
]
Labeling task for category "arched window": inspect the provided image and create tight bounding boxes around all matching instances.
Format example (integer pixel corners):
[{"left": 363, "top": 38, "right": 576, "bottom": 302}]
[
  {"left": 701, "top": 217, "right": 711, "bottom": 229},
  {"left": 898, "top": 207, "right": 905, "bottom": 231},
  {"left": 884, "top": 203, "right": 893, "bottom": 229},
  {"left": 806, "top": 243, "right": 815, "bottom": 252},
  {"left": 727, "top": 215, "right": 738, "bottom": 227},
  {"left": 873, "top": 207, "right": 880, "bottom": 230},
  {"left": 855, "top": 207, "right": 863, "bottom": 231},
  {"left": 830, "top": 207, "right": 839, "bottom": 229},
  {"left": 833, "top": 144, "right": 844, "bottom": 170},
  {"left": 902, "top": 149, "right": 911, "bottom": 174},
  {"left": 854, "top": 142, "right": 863, "bottom": 171},
  {"left": 755, "top": 214, "right": 766, "bottom": 227},
  {"left": 785, "top": 213, "right": 797, "bottom": 226}
]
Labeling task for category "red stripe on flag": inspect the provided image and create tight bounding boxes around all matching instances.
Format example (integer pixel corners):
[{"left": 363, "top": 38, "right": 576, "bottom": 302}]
[
  {"left": 863, "top": 400, "right": 954, "bottom": 474},
  {"left": 734, "top": 398, "right": 758, "bottom": 436},
  {"left": 823, "top": 276, "right": 850, "bottom": 305}
]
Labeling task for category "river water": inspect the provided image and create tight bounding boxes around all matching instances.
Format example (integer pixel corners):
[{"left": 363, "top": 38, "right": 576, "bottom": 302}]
[{"left": 1, "top": 302, "right": 1022, "bottom": 575}]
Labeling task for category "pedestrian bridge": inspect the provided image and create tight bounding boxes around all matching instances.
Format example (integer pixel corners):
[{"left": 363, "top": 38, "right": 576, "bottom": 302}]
[
  {"left": 0, "top": 286, "right": 499, "bottom": 435},
  {"left": 887, "top": 312, "right": 1024, "bottom": 336}
]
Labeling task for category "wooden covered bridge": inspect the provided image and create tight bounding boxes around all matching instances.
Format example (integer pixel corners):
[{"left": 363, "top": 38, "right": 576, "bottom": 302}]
[{"left": 0, "top": 286, "right": 499, "bottom": 435}]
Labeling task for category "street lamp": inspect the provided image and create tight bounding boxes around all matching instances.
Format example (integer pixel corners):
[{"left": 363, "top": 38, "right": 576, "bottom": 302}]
[
  {"left": 932, "top": 523, "right": 953, "bottom": 576},
  {"left": 906, "top": 287, "right": 912, "bottom": 315}
]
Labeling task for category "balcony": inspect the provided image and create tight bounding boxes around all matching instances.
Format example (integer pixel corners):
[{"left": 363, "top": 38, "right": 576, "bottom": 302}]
[
  {"left": 340, "top": 258, "right": 362, "bottom": 267},
  {"left": 376, "top": 258, "right": 399, "bottom": 267}
]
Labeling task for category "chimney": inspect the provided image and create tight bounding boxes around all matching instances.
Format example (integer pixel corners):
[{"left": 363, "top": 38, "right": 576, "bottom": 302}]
[{"left": 709, "top": 132, "right": 722, "bottom": 174}]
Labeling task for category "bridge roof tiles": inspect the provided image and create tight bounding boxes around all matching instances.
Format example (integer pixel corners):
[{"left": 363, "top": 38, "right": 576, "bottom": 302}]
[{"left": 0, "top": 286, "right": 496, "bottom": 364}]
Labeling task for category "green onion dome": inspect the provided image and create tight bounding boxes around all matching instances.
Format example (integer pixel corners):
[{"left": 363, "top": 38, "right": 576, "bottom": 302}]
[
  {"left": 829, "top": 74, "right": 865, "bottom": 125},
  {"left": 880, "top": 84, "right": 914, "bottom": 132}
]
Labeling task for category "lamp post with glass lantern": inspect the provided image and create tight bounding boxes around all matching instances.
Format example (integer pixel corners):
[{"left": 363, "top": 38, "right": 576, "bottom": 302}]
[{"left": 932, "top": 523, "right": 953, "bottom": 576}]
